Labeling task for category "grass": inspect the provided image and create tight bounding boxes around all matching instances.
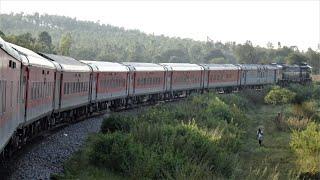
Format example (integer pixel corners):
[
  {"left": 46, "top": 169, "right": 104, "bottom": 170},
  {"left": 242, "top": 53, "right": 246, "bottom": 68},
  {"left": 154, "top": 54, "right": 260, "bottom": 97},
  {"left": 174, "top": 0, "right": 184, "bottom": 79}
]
[
  {"left": 237, "top": 105, "right": 298, "bottom": 179},
  {"left": 52, "top": 150, "right": 125, "bottom": 180},
  {"left": 55, "top": 87, "right": 320, "bottom": 179}
]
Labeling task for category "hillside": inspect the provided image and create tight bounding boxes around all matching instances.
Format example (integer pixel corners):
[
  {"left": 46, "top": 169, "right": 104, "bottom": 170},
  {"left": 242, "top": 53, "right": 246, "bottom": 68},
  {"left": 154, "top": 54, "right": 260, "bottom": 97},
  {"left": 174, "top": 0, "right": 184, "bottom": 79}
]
[
  {"left": 0, "top": 13, "right": 319, "bottom": 72},
  {"left": 0, "top": 13, "right": 225, "bottom": 63}
]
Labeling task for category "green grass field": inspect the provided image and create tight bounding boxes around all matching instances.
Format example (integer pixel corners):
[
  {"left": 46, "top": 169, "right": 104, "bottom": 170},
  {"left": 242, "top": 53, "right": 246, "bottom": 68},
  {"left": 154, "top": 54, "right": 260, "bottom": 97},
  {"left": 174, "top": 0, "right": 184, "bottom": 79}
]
[{"left": 54, "top": 85, "right": 320, "bottom": 179}]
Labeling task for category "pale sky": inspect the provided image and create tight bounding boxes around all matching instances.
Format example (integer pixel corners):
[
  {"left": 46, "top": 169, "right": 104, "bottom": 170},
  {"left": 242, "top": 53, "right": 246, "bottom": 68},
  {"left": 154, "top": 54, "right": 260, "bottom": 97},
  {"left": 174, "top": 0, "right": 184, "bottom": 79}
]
[{"left": 0, "top": 0, "right": 319, "bottom": 51}]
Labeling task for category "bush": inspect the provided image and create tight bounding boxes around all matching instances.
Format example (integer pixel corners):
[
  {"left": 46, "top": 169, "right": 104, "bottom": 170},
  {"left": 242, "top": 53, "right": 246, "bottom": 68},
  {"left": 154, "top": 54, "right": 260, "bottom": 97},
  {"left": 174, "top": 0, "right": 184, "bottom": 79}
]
[
  {"left": 85, "top": 93, "right": 247, "bottom": 179},
  {"left": 219, "top": 94, "right": 252, "bottom": 111},
  {"left": 88, "top": 133, "right": 144, "bottom": 174},
  {"left": 264, "top": 86, "right": 296, "bottom": 105},
  {"left": 286, "top": 117, "right": 310, "bottom": 130},
  {"left": 288, "top": 84, "right": 313, "bottom": 104},
  {"left": 290, "top": 122, "right": 320, "bottom": 175},
  {"left": 312, "top": 85, "right": 320, "bottom": 100},
  {"left": 101, "top": 114, "right": 131, "bottom": 133},
  {"left": 240, "top": 87, "right": 270, "bottom": 105}
]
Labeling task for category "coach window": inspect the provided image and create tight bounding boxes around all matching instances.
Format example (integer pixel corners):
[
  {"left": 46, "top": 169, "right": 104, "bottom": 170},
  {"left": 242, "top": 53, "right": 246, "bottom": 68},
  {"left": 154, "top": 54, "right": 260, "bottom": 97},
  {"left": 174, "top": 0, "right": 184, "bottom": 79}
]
[
  {"left": 35, "top": 82, "right": 38, "bottom": 99},
  {"left": 0, "top": 81, "right": 2, "bottom": 113},
  {"left": 71, "top": 82, "right": 74, "bottom": 93},
  {"left": 0, "top": 81, "right": 6, "bottom": 113},
  {"left": 10, "top": 81, "right": 13, "bottom": 107},
  {"left": 39, "top": 83, "right": 41, "bottom": 98},
  {"left": 38, "top": 82, "right": 41, "bottom": 99},
  {"left": 66, "top": 83, "right": 69, "bottom": 94},
  {"left": 31, "top": 83, "right": 34, "bottom": 99},
  {"left": 0, "top": 81, "right": 2, "bottom": 114},
  {"left": 65, "top": 83, "right": 67, "bottom": 94},
  {"left": 34, "top": 82, "right": 36, "bottom": 99}
]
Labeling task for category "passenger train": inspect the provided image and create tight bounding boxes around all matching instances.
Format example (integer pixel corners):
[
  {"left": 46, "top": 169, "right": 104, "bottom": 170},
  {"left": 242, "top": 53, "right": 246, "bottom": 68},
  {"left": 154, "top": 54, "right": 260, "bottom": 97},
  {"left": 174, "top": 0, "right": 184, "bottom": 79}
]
[{"left": 0, "top": 37, "right": 312, "bottom": 157}]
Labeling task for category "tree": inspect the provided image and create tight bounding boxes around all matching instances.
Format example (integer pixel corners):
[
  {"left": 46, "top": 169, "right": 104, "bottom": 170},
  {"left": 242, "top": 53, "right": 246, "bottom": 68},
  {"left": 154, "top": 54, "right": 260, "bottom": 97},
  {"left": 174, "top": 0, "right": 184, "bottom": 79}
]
[
  {"left": 235, "top": 41, "right": 257, "bottom": 63},
  {"left": 204, "top": 49, "right": 225, "bottom": 63},
  {"left": 59, "top": 33, "right": 73, "bottom": 56},
  {"left": 267, "top": 42, "right": 274, "bottom": 49},
  {"left": 36, "top": 31, "right": 53, "bottom": 53},
  {"left": 5, "top": 33, "right": 36, "bottom": 50},
  {"left": 285, "top": 52, "right": 308, "bottom": 65},
  {"left": 0, "top": 30, "right": 5, "bottom": 37},
  {"left": 306, "top": 48, "right": 320, "bottom": 74}
]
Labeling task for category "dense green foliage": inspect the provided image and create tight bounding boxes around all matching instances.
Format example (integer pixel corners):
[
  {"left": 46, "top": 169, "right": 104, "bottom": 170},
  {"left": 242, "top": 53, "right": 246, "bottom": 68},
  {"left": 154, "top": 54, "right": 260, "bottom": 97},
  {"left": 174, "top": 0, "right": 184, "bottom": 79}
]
[
  {"left": 59, "top": 94, "right": 247, "bottom": 179},
  {"left": 56, "top": 86, "right": 320, "bottom": 179},
  {"left": 91, "top": 94, "right": 246, "bottom": 179},
  {"left": 1, "top": 13, "right": 319, "bottom": 73},
  {"left": 290, "top": 122, "right": 320, "bottom": 175},
  {"left": 264, "top": 86, "right": 296, "bottom": 105}
]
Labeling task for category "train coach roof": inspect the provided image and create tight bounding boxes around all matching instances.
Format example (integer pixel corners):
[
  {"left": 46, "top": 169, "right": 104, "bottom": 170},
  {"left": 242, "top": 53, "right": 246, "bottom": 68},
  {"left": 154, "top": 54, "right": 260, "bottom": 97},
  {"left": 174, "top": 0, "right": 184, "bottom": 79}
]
[
  {"left": 160, "top": 63, "right": 203, "bottom": 71},
  {"left": 81, "top": 60, "right": 129, "bottom": 72},
  {"left": 237, "top": 64, "right": 264, "bottom": 70},
  {"left": 264, "top": 65, "right": 279, "bottom": 70},
  {"left": 8, "top": 43, "right": 56, "bottom": 69},
  {"left": 39, "top": 53, "right": 91, "bottom": 72},
  {"left": 0, "top": 37, "right": 22, "bottom": 61},
  {"left": 201, "top": 64, "right": 239, "bottom": 70},
  {"left": 122, "top": 62, "right": 165, "bottom": 71}
]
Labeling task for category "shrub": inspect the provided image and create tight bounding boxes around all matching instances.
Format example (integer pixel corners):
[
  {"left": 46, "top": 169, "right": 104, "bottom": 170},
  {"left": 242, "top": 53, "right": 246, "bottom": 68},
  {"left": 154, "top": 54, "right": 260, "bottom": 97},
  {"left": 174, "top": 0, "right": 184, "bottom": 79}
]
[
  {"left": 87, "top": 93, "right": 246, "bottom": 179},
  {"left": 288, "top": 84, "right": 313, "bottom": 104},
  {"left": 87, "top": 132, "right": 144, "bottom": 174},
  {"left": 240, "top": 88, "right": 270, "bottom": 105},
  {"left": 312, "top": 84, "right": 320, "bottom": 100},
  {"left": 206, "top": 96, "right": 233, "bottom": 123},
  {"left": 101, "top": 114, "right": 131, "bottom": 133},
  {"left": 219, "top": 94, "right": 251, "bottom": 111},
  {"left": 290, "top": 122, "right": 320, "bottom": 175},
  {"left": 286, "top": 117, "right": 310, "bottom": 130},
  {"left": 291, "top": 101, "right": 319, "bottom": 120},
  {"left": 264, "top": 86, "right": 296, "bottom": 105}
]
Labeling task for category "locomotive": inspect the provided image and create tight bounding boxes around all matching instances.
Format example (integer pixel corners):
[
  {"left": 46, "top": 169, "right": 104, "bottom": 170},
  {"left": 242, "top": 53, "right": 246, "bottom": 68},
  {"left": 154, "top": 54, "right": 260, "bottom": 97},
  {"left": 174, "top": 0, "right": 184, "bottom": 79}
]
[{"left": 0, "top": 37, "right": 312, "bottom": 157}]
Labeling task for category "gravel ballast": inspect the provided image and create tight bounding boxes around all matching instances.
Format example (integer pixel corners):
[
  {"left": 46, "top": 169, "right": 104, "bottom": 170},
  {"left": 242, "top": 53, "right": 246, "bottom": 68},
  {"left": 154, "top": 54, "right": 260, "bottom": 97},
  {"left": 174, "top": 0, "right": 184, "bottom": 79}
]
[{"left": 7, "top": 114, "right": 108, "bottom": 180}]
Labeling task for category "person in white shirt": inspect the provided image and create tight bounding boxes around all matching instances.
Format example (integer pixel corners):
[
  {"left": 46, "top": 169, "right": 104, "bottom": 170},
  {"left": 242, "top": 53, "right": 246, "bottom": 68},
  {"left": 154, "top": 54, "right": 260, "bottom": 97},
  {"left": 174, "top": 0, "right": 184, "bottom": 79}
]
[{"left": 257, "top": 128, "right": 264, "bottom": 146}]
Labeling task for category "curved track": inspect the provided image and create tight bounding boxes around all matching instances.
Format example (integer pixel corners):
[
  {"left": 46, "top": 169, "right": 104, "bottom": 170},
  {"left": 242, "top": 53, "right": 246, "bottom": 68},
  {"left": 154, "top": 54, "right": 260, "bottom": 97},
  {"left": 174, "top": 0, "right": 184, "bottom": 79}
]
[{"left": 3, "top": 114, "right": 107, "bottom": 180}]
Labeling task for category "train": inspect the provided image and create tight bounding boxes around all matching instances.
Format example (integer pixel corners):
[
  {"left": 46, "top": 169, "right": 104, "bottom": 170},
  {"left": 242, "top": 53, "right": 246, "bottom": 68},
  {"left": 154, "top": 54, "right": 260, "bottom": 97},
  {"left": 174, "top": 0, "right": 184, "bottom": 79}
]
[{"left": 0, "top": 37, "right": 312, "bottom": 157}]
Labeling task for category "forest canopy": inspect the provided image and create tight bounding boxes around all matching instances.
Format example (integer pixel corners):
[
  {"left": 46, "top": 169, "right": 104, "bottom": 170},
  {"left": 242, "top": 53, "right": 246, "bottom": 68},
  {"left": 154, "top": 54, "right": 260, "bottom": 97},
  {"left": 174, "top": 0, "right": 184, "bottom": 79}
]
[{"left": 1, "top": 13, "right": 319, "bottom": 73}]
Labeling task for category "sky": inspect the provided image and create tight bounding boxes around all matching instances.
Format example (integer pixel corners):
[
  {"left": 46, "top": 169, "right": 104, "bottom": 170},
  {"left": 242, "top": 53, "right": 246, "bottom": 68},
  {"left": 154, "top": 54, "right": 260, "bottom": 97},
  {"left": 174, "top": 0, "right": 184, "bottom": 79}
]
[{"left": 0, "top": 0, "right": 319, "bottom": 51}]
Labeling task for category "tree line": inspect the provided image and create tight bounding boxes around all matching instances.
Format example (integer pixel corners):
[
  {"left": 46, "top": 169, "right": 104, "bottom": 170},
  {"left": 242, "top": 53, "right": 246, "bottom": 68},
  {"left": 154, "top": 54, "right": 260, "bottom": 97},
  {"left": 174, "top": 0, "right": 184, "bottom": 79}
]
[{"left": 0, "top": 13, "right": 319, "bottom": 73}]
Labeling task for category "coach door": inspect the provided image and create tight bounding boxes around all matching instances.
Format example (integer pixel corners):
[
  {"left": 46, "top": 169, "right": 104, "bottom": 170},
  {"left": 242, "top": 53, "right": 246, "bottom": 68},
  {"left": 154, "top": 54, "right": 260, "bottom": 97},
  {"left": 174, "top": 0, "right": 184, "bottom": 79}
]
[
  {"left": 127, "top": 69, "right": 135, "bottom": 96},
  {"left": 20, "top": 63, "right": 28, "bottom": 124},
  {"left": 166, "top": 69, "right": 172, "bottom": 92},
  {"left": 88, "top": 73, "right": 93, "bottom": 102},
  {"left": 241, "top": 70, "right": 246, "bottom": 86}
]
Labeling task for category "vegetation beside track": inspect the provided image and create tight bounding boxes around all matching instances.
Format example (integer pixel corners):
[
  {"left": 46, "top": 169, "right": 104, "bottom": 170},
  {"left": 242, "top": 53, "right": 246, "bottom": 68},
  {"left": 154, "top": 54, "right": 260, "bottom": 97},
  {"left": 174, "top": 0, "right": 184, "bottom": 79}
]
[{"left": 54, "top": 84, "right": 320, "bottom": 179}]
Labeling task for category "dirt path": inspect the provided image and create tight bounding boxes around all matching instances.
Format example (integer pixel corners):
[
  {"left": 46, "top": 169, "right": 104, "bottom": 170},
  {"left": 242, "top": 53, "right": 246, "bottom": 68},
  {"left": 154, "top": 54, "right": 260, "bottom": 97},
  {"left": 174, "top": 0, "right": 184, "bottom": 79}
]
[{"left": 238, "top": 105, "right": 297, "bottom": 179}]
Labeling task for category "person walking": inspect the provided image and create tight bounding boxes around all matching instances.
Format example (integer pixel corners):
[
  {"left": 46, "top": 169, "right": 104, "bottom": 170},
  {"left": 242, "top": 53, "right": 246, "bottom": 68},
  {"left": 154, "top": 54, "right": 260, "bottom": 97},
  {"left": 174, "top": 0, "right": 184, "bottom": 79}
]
[{"left": 257, "top": 128, "right": 264, "bottom": 146}]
